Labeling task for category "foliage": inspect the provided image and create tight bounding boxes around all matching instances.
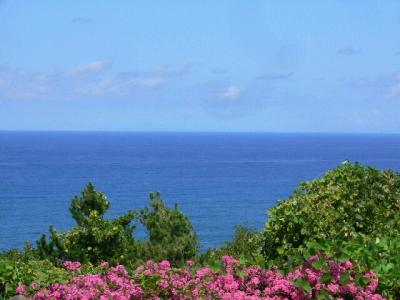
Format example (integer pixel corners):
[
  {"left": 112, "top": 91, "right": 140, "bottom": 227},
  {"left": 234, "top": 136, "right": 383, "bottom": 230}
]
[
  {"left": 15, "top": 256, "right": 384, "bottom": 299},
  {"left": 2, "top": 162, "right": 400, "bottom": 298},
  {"left": 36, "top": 183, "right": 138, "bottom": 264},
  {"left": 69, "top": 182, "right": 110, "bottom": 226},
  {"left": 267, "top": 235, "right": 400, "bottom": 299},
  {"left": 0, "top": 258, "right": 70, "bottom": 299},
  {"left": 137, "top": 192, "right": 199, "bottom": 265},
  {"left": 199, "top": 224, "right": 265, "bottom": 267},
  {"left": 263, "top": 161, "right": 400, "bottom": 261},
  {"left": 35, "top": 185, "right": 199, "bottom": 266}
]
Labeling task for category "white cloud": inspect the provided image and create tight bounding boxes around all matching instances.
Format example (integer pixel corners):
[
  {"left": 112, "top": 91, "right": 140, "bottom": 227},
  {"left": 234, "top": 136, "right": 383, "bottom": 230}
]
[
  {"left": 220, "top": 85, "right": 240, "bottom": 100},
  {"left": 0, "top": 62, "right": 188, "bottom": 99},
  {"left": 76, "top": 78, "right": 121, "bottom": 96},
  {"left": 77, "top": 75, "right": 165, "bottom": 96},
  {"left": 386, "top": 73, "right": 400, "bottom": 98},
  {"left": 0, "top": 66, "right": 52, "bottom": 99},
  {"left": 67, "top": 60, "right": 109, "bottom": 77},
  {"left": 126, "top": 76, "right": 165, "bottom": 88}
]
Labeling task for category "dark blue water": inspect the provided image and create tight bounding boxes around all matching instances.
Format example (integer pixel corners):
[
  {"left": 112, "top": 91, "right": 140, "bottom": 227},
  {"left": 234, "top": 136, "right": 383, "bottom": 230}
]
[{"left": 1, "top": 132, "right": 400, "bottom": 252}]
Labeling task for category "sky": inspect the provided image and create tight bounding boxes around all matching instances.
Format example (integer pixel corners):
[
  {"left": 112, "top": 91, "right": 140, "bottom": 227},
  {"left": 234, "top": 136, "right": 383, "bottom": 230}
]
[{"left": 0, "top": 1, "right": 400, "bottom": 132}]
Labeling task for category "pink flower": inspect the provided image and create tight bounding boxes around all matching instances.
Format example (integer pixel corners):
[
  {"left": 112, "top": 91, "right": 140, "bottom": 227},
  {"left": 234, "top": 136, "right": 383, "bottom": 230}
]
[
  {"left": 159, "top": 260, "right": 171, "bottom": 270},
  {"left": 158, "top": 280, "right": 169, "bottom": 289},
  {"left": 30, "top": 282, "right": 39, "bottom": 290},
  {"left": 327, "top": 283, "right": 340, "bottom": 293},
  {"left": 63, "top": 260, "right": 81, "bottom": 271},
  {"left": 29, "top": 256, "right": 385, "bottom": 300},
  {"left": 186, "top": 259, "right": 195, "bottom": 266},
  {"left": 222, "top": 255, "right": 238, "bottom": 267},
  {"left": 16, "top": 283, "right": 26, "bottom": 295}
]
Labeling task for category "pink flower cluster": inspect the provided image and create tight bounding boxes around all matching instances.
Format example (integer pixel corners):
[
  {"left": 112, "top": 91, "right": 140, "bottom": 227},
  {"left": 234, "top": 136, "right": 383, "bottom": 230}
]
[
  {"left": 63, "top": 261, "right": 81, "bottom": 272},
  {"left": 27, "top": 264, "right": 143, "bottom": 300},
  {"left": 18, "top": 256, "right": 385, "bottom": 299}
]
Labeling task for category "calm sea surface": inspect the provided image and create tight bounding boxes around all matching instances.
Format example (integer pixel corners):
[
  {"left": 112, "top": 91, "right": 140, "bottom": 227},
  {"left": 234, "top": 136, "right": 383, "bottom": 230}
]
[{"left": 1, "top": 132, "right": 400, "bottom": 251}]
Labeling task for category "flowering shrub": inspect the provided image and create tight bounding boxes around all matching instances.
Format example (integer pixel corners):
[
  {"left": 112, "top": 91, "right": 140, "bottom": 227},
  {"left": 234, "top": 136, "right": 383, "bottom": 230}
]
[{"left": 17, "top": 255, "right": 385, "bottom": 299}]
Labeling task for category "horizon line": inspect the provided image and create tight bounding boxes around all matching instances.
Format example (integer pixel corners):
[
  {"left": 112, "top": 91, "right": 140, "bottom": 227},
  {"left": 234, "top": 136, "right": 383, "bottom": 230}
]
[{"left": 0, "top": 129, "right": 399, "bottom": 135}]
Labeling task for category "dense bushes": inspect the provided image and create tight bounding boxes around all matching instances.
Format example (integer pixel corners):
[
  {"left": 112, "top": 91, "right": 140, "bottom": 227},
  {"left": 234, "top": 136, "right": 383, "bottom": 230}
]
[
  {"left": 36, "top": 183, "right": 198, "bottom": 266},
  {"left": 271, "top": 235, "right": 400, "bottom": 299},
  {"left": 37, "top": 183, "right": 138, "bottom": 264},
  {"left": 261, "top": 161, "right": 400, "bottom": 299},
  {"left": 15, "top": 256, "right": 385, "bottom": 299},
  {"left": 2, "top": 162, "right": 400, "bottom": 298},
  {"left": 199, "top": 225, "right": 264, "bottom": 267},
  {"left": 137, "top": 192, "right": 199, "bottom": 264},
  {"left": 263, "top": 161, "right": 400, "bottom": 260}
]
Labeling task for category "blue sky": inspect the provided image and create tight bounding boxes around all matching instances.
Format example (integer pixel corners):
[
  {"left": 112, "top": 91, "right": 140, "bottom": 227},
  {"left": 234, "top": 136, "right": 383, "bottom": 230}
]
[{"left": 0, "top": 1, "right": 400, "bottom": 132}]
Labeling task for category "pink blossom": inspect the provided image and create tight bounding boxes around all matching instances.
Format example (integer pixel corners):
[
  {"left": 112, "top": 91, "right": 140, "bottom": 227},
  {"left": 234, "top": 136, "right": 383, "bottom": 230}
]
[
  {"left": 30, "top": 256, "right": 385, "bottom": 300},
  {"left": 63, "top": 260, "right": 81, "bottom": 272},
  {"left": 16, "top": 283, "right": 26, "bottom": 295}
]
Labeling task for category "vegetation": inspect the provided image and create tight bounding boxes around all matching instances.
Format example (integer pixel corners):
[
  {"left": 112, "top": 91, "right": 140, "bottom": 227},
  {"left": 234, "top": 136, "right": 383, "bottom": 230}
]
[
  {"left": 1, "top": 162, "right": 400, "bottom": 299},
  {"left": 36, "top": 184, "right": 198, "bottom": 267},
  {"left": 36, "top": 183, "right": 138, "bottom": 264},
  {"left": 260, "top": 161, "right": 400, "bottom": 299},
  {"left": 263, "top": 161, "right": 400, "bottom": 261},
  {"left": 9, "top": 255, "right": 384, "bottom": 299},
  {"left": 137, "top": 192, "right": 199, "bottom": 264}
]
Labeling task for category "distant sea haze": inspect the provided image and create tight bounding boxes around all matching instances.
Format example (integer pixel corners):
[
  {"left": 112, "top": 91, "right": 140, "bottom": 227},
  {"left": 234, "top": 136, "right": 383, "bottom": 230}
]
[{"left": 1, "top": 131, "right": 400, "bottom": 251}]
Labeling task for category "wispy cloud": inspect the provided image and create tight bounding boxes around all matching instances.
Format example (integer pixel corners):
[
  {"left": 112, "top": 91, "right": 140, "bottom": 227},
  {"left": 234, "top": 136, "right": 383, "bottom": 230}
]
[
  {"left": 0, "top": 62, "right": 189, "bottom": 99},
  {"left": 220, "top": 85, "right": 240, "bottom": 100},
  {"left": 0, "top": 66, "right": 52, "bottom": 99},
  {"left": 67, "top": 60, "right": 109, "bottom": 77},
  {"left": 255, "top": 71, "right": 293, "bottom": 81},
  {"left": 386, "top": 73, "right": 400, "bottom": 98},
  {"left": 337, "top": 46, "right": 361, "bottom": 56},
  {"left": 345, "top": 72, "right": 400, "bottom": 98}
]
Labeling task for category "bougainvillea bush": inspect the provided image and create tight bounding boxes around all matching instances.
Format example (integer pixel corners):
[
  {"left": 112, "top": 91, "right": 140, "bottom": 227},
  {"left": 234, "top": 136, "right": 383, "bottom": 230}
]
[{"left": 15, "top": 255, "right": 385, "bottom": 300}]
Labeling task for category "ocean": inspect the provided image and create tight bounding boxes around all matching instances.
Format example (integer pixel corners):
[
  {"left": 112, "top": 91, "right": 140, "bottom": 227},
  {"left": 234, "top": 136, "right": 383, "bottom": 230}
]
[{"left": 1, "top": 132, "right": 400, "bottom": 252}]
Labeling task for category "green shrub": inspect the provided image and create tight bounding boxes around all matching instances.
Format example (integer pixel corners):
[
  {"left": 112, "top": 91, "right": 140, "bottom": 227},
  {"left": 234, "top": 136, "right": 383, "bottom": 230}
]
[
  {"left": 263, "top": 161, "right": 400, "bottom": 260},
  {"left": 137, "top": 192, "right": 199, "bottom": 265},
  {"left": 199, "top": 224, "right": 264, "bottom": 267},
  {"left": 36, "top": 184, "right": 199, "bottom": 266},
  {"left": 37, "top": 183, "right": 138, "bottom": 264},
  {"left": 0, "top": 257, "right": 70, "bottom": 299}
]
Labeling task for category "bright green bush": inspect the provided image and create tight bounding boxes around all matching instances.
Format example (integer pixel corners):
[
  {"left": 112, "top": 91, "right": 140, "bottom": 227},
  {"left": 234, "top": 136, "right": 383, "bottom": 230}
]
[
  {"left": 137, "top": 192, "right": 199, "bottom": 265},
  {"left": 0, "top": 257, "right": 70, "bottom": 299},
  {"left": 37, "top": 183, "right": 138, "bottom": 264},
  {"left": 199, "top": 224, "right": 264, "bottom": 267},
  {"left": 36, "top": 184, "right": 199, "bottom": 266},
  {"left": 263, "top": 161, "right": 400, "bottom": 260}
]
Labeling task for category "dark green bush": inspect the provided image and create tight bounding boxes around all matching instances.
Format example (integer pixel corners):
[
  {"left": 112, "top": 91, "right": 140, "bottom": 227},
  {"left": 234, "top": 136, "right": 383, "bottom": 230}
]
[
  {"left": 138, "top": 192, "right": 199, "bottom": 265},
  {"left": 37, "top": 183, "right": 138, "bottom": 264},
  {"left": 263, "top": 161, "right": 400, "bottom": 260},
  {"left": 36, "top": 184, "right": 199, "bottom": 266}
]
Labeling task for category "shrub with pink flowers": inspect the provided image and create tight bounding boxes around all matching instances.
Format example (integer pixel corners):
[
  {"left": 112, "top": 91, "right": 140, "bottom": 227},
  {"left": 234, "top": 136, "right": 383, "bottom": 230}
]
[{"left": 16, "top": 255, "right": 385, "bottom": 299}]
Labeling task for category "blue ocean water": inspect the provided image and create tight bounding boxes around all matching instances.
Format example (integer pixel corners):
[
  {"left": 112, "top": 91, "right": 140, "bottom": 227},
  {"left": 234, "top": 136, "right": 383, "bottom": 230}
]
[{"left": 1, "top": 132, "right": 400, "bottom": 252}]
